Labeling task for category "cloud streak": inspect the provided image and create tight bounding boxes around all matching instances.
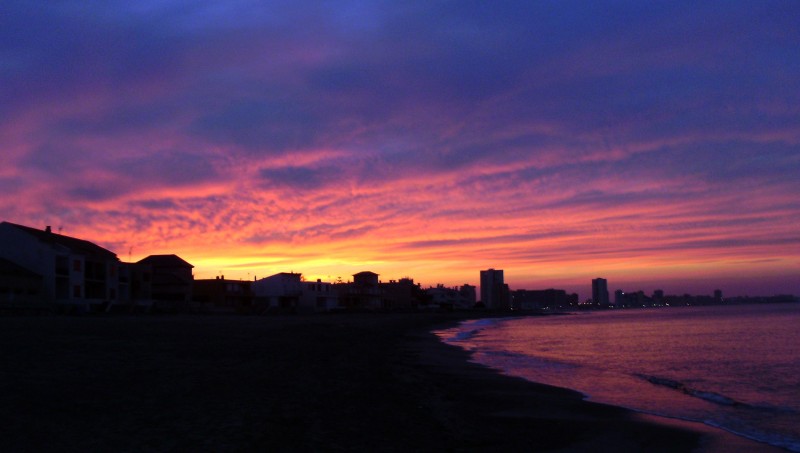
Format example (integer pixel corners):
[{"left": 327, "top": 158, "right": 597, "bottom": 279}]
[{"left": 1, "top": 0, "right": 799, "bottom": 298}]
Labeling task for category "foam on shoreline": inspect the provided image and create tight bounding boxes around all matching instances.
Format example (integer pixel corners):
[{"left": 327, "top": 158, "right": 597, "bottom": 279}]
[{"left": 431, "top": 315, "right": 789, "bottom": 452}]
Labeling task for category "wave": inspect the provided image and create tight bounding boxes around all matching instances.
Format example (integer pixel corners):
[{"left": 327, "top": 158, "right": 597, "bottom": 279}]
[
  {"left": 438, "top": 317, "right": 511, "bottom": 343},
  {"left": 636, "top": 374, "right": 744, "bottom": 407},
  {"left": 636, "top": 374, "right": 800, "bottom": 417},
  {"left": 479, "top": 349, "right": 580, "bottom": 373},
  {"left": 469, "top": 318, "right": 507, "bottom": 327},
  {"left": 446, "top": 328, "right": 483, "bottom": 342},
  {"left": 703, "top": 419, "right": 800, "bottom": 453},
  {"left": 442, "top": 311, "right": 800, "bottom": 452},
  {"left": 634, "top": 374, "right": 800, "bottom": 451}
]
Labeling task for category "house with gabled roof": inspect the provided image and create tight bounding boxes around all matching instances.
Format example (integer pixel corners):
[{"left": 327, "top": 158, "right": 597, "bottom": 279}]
[{"left": 0, "top": 222, "right": 121, "bottom": 311}]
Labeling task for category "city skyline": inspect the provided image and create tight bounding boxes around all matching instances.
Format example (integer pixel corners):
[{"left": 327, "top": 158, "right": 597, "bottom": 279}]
[
  {"left": 2, "top": 220, "right": 786, "bottom": 304},
  {"left": 2, "top": 2, "right": 798, "bottom": 298}
]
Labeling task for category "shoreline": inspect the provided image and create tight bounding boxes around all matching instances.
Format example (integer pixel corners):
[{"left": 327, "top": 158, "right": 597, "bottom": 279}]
[
  {"left": 633, "top": 413, "right": 785, "bottom": 453},
  {"left": 430, "top": 313, "right": 787, "bottom": 452},
  {"left": 0, "top": 313, "right": 783, "bottom": 451}
]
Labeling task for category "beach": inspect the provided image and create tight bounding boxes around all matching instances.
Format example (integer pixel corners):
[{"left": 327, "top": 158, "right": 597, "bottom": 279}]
[{"left": 0, "top": 313, "right": 777, "bottom": 451}]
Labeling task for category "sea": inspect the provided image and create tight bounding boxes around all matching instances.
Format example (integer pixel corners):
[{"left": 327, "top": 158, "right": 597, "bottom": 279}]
[{"left": 435, "top": 303, "right": 800, "bottom": 451}]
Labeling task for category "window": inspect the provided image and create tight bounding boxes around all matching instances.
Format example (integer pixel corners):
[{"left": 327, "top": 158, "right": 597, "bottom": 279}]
[
  {"left": 56, "top": 256, "right": 69, "bottom": 275},
  {"left": 73, "top": 260, "right": 81, "bottom": 272},
  {"left": 73, "top": 285, "right": 81, "bottom": 298}
]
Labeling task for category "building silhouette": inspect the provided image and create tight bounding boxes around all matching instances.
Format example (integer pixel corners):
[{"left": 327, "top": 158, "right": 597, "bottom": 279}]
[
  {"left": 193, "top": 276, "right": 254, "bottom": 312},
  {"left": 252, "top": 273, "right": 340, "bottom": 313},
  {"left": 513, "top": 288, "right": 577, "bottom": 310},
  {"left": 592, "top": 277, "right": 609, "bottom": 307},
  {"left": 339, "top": 271, "right": 382, "bottom": 310},
  {"left": 380, "top": 278, "right": 425, "bottom": 311},
  {"left": 0, "top": 222, "right": 121, "bottom": 311},
  {"left": 427, "top": 284, "right": 476, "bottom": 310},
  {"left": 302, "top": 278, "right": 338, "bottom": 312},
  {"left": 253, "top": 272, "right": 304, "bottom": 311},
  {"left": 480, "top": 269, "right": 510, "bottom": 310},
  {"left": 136, "top": 254, "right": 194, "bottom": 311}
]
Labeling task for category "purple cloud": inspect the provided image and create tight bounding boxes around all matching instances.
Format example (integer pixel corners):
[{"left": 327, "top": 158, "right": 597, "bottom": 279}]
[{"left": 2, "top": 0, "right": 799, "bottom": 295}]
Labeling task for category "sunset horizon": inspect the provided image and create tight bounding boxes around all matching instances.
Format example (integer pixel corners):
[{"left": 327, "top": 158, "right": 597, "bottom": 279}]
[{"left": 2, "top": 1, "right": 798, "bottom": 301}]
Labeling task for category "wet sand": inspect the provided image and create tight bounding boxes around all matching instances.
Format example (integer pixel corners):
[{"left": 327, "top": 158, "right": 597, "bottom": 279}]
[{"left": 0, "top": 313, "right": 778, "bottom": 451}]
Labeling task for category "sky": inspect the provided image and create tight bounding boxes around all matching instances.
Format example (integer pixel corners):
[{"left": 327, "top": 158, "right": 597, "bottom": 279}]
[{"left": 2, "top": 1, "right": 799, "bottom": 299}]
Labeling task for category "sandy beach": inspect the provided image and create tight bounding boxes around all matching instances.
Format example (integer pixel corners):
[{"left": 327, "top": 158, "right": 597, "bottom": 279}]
[{"left": 0, "top": 313, "right": 780, "bottom": 451}]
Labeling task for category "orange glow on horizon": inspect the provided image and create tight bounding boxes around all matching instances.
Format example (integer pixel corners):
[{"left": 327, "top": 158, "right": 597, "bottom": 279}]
[{"left": 2, "top": 2, "right": 798, "bottom": 300}]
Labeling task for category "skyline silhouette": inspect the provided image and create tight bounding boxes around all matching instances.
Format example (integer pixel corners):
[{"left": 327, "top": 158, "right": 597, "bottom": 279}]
[{"left": 1, "top": 220, "right": 793, "bottom": 308}]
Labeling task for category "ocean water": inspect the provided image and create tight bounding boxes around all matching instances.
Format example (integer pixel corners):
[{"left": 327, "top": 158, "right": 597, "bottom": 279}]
[{"left": 435, "top": 303, "right": 800, "bottom": 451}]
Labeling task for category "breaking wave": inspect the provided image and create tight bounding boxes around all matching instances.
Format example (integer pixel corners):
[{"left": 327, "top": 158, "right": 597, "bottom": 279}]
[
  {"left": 637, "top": 373, "right": 800, "bottom": 418},
  {"left": 637, "top": 374, "right": 742, "bottom": 407},
  {"left": 439, "top": 318, "right": 509, "bottom": 343}
]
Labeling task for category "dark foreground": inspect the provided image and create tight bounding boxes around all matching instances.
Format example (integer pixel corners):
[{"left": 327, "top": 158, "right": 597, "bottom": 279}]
[{"left": 0, "top": 314, "right": 761, "bottom": 451}]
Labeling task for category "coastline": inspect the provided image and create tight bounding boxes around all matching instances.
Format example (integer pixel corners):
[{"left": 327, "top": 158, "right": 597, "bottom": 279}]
[
  {"left": 0, "top": 313, "right": 780, "bottom": 451},
  {"left": 632, "top": 413, "right": 785, "bottom": 453},
  {"left": 429, "top": 314, "right": 787, "bottom": 452}
]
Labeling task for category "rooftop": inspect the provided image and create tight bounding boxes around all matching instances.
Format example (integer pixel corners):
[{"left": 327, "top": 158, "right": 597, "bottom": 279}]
[
  {"left": 137, "top": 254, "right": 194, "bottom": 268},
  {"left": 2, "top": 222, "right": 117, "bottom": 260}
]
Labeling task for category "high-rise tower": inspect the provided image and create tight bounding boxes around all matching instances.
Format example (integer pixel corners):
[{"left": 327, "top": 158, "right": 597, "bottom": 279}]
[
  {"left": 592, "top": 277, "right": 609, "bottom": 307},
  {"left": 480, "top": 269, "right": 509, "bottom": 310}
]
